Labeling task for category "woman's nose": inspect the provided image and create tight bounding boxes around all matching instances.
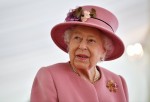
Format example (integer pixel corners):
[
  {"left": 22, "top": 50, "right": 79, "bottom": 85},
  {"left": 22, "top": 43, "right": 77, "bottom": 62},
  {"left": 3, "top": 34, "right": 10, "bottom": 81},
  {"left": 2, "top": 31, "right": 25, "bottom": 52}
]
[{"left": 79, "top": 40, "right": 87, "bottom": 50}]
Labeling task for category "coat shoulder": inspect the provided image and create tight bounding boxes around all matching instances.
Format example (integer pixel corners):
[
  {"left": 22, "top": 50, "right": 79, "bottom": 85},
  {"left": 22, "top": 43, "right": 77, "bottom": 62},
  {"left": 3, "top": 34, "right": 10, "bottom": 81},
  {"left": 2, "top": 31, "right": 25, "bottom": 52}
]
[
  {"left": 99, "top": 66, "right": 118, "bottom": 77},
  {"left": 44, "top": 62, "right": 69, "bottom": 70}
]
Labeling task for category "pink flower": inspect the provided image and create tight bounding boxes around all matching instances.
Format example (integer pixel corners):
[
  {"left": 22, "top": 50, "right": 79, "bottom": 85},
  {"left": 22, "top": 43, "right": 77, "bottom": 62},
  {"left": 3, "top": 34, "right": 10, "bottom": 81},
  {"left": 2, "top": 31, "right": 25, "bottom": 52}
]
[
  {"left": 81, "top": 11, "right": 91, "bottom": 22},
  {"left": 65, "top": 7, "right": 96, "bottom": 22}
]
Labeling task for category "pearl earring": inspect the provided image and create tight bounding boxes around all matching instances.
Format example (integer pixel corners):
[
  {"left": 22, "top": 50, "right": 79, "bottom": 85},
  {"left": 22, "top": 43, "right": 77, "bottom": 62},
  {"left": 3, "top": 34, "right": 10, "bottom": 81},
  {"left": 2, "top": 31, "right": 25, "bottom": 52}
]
[{"left": 100, "top": 57, "right": 104, "bottom": 61}]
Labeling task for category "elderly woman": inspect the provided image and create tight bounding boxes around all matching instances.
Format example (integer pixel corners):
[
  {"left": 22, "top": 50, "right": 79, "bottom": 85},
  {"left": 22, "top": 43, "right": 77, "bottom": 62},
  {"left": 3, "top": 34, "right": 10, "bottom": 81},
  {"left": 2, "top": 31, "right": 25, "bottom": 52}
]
[{"left": 31, "top": 5, "right": 128, "bottom": 102}]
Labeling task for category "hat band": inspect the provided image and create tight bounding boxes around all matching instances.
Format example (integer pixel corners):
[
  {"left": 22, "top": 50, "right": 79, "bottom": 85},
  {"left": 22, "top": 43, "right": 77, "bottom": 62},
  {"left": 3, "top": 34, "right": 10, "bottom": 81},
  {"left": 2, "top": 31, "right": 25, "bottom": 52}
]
[
  {"left": 66, "top": 17, "right": 114, "bottom": 32},
  {"left": 92, "top": 17, "right": 114, "bottom": 32}
]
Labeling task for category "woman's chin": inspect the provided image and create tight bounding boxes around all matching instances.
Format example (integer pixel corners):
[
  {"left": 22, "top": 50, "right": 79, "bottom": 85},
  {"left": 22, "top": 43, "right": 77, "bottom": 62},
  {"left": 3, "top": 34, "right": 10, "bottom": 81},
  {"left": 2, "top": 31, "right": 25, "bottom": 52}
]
[{"left": 73, "top": 61, "right": 89, "bottom": 70}]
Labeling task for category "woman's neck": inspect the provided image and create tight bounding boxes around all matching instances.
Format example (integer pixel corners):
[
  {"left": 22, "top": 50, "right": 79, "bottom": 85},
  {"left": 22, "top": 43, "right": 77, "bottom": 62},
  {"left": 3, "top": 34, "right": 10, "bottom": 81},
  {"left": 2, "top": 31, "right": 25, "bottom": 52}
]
[{"left": 71, "top": 64, "right": 100, "bottom": 83}]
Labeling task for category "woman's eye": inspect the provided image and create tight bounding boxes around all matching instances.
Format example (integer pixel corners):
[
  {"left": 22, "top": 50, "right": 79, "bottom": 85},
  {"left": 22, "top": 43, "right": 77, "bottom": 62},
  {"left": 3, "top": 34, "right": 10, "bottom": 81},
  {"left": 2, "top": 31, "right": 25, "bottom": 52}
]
[
  {"left": 88, "top": 39, "right": 96, "bottom": 43},
  {"left": 74, "top": 36, "right": 79, "bottom": 39},
  {"left": 74, "top": 36, "right": 81, "bottom": 41}
]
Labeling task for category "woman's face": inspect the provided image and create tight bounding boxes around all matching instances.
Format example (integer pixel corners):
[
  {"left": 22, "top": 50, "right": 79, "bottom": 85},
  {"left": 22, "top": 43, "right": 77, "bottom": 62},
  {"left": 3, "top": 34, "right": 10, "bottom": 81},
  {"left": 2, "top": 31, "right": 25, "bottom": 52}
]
[{"left": 68, "top": 26, "right": 105, "bottom": 70}]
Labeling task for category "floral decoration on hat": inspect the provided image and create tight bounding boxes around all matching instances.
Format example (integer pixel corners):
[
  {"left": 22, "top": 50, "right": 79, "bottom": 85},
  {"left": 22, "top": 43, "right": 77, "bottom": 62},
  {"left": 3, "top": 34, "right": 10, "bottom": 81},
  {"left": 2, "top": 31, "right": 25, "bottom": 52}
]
[
  {"left": 106, "top": 80, "right": 118, "bottom": 92},
  {"left": 65, "top": 7, "right": 96, "bottom": 22}
]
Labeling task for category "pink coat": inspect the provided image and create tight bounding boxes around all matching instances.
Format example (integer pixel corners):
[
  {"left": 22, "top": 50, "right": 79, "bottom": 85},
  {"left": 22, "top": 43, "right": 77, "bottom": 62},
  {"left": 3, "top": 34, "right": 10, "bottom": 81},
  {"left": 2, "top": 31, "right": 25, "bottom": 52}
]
[{"left": 31, "top": 62, "right": 128, "bottom": 102}]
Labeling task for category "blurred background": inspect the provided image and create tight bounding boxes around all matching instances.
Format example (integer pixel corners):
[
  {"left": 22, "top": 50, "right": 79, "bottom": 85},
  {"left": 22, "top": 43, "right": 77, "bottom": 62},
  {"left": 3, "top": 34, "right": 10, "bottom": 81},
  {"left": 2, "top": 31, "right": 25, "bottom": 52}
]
[{"left": 0, "top": 0, "right": 149, "bottom": 102}]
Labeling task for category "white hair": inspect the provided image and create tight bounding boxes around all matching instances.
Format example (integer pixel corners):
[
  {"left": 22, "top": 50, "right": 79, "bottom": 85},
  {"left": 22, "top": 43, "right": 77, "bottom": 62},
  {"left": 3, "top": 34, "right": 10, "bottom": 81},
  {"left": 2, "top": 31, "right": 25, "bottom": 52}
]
[
  {"left": 64, "top": 28, "right": 73, "bottom": 44},
  {"left": 101, "top": 35, "right": 114, "bottom": 60}
]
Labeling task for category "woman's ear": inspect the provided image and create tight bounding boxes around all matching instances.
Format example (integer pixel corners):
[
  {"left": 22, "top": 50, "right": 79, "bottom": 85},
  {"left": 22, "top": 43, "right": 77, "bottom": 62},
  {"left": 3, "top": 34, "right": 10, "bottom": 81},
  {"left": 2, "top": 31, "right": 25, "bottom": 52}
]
[{"left": 100, "top": 51, "right": 107, "bottom": 61}]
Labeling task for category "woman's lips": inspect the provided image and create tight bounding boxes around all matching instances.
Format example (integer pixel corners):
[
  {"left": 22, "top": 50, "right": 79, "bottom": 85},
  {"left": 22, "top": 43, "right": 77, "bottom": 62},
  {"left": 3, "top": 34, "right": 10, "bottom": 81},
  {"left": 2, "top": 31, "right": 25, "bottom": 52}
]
[{"left": 76, "top": 54, "right": 89, "bottom": 61}]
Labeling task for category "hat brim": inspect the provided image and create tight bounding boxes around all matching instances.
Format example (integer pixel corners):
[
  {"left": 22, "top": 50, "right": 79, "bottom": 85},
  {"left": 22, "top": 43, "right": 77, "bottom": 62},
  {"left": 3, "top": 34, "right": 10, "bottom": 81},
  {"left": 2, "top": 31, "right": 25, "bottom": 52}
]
[{"left": 51, "top": 21, "right": 124, "bottom": 61}]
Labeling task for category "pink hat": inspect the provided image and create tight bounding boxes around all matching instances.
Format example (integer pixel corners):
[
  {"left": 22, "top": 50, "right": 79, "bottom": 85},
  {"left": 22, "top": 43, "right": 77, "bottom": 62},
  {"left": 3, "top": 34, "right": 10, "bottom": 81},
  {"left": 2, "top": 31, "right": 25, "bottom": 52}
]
[{"left": 51, "top": 5, "right": 124, "bottom": 61}]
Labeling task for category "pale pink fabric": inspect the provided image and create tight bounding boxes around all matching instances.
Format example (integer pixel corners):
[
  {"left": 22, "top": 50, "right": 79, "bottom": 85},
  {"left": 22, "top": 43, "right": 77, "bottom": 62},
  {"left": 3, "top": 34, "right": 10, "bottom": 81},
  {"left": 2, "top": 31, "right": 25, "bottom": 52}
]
[{"left": 31, "top": 62, "right": 128, "bottom": 102}]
